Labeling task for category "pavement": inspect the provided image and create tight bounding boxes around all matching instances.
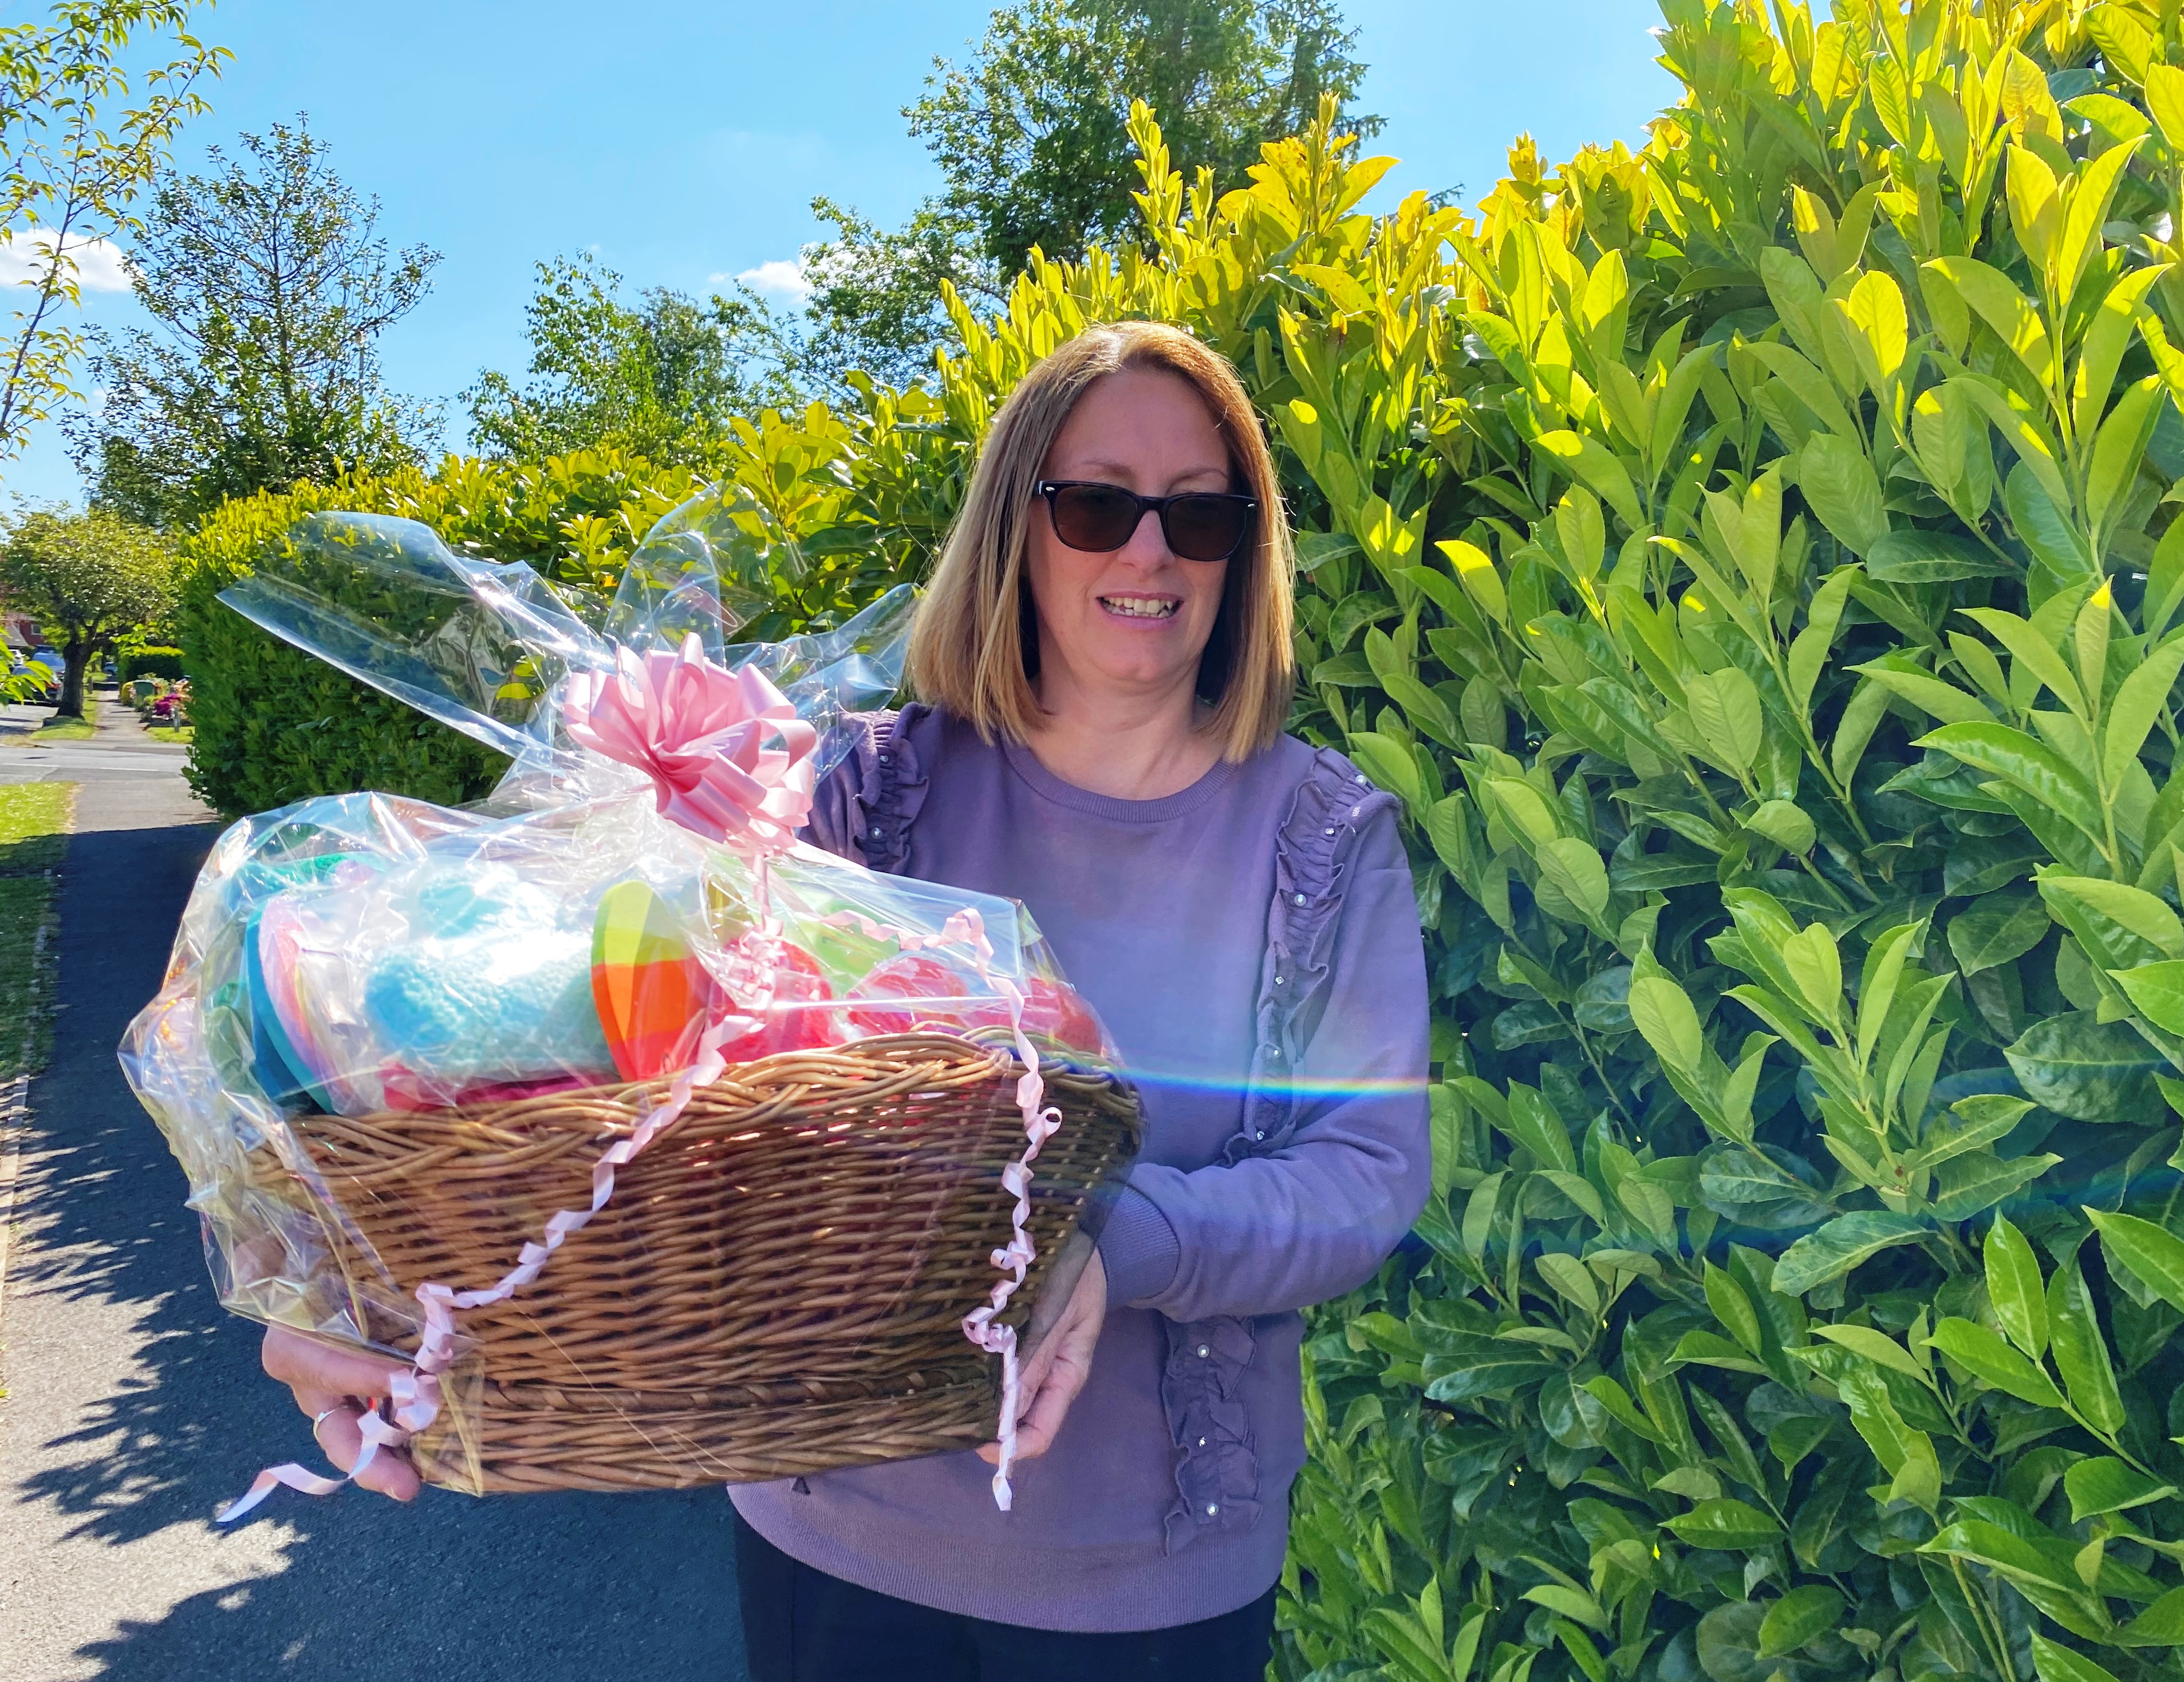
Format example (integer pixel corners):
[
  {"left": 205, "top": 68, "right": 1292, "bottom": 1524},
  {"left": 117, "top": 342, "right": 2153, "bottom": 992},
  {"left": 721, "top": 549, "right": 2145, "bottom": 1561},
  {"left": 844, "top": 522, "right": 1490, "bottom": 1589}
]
[{"left": 0, "top": 698, "right": 750, "bottom": 1681}]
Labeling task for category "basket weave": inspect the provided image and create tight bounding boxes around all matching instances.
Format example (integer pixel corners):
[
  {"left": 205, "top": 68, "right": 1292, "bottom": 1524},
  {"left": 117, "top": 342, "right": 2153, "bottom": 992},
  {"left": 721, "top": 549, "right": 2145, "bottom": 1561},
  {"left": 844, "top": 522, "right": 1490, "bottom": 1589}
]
[{"left": 276, "top": 1032, "right": 1140, "bottom": 1494}]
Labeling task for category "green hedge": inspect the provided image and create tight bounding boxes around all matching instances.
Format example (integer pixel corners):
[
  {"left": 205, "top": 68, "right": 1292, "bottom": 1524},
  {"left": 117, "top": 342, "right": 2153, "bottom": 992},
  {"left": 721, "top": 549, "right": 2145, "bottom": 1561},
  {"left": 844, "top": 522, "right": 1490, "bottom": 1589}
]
[
  {"left": 178, "top": 451, "right": 707, "bottom": 816},
  {"left": 117, "top": 646, "right": 184, "bottom": 683},
  {"left": 877, "top": 14, "right": 2184, "bottom": 1681}
]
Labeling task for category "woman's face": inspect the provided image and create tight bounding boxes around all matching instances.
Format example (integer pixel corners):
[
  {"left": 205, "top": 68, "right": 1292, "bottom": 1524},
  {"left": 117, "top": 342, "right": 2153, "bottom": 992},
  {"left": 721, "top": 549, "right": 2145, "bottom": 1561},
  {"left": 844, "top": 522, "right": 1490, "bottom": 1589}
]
[{"left": 1025, "top": 365, "right": 1232, "bottom": 708}]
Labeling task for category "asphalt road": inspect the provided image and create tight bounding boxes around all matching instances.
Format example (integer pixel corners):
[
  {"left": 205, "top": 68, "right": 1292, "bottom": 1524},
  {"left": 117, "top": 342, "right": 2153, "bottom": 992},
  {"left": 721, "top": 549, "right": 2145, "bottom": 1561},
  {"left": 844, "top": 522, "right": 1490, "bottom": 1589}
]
[{"left": 0, "top": 702, "right": 750, "bottom": 1681}]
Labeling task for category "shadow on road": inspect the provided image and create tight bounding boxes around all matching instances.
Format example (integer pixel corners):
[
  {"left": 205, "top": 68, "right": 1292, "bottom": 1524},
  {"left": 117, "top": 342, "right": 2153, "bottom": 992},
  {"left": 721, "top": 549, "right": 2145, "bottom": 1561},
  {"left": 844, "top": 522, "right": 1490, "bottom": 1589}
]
[{"left": 5, "top": 813, "right": 750, "bottom": 1680}]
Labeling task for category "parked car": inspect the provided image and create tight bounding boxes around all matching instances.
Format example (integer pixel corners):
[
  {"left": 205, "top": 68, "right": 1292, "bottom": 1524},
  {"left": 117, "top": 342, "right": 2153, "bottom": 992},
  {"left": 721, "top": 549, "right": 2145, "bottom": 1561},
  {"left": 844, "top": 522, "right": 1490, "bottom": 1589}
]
[{"left": 7, "top": 650, "right": 58, "bottom": 705}]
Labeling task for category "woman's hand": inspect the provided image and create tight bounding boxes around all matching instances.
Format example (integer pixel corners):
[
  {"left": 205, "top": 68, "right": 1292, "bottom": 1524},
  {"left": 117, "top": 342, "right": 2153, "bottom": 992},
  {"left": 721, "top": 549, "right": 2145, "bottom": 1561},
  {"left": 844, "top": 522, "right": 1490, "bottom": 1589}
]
[
  {"left": 979, "top": 1249, "right": 1106, "bottom": 1466},
  {"left": 261, "top": 1325, "right": 421, "bottom": 1501}
]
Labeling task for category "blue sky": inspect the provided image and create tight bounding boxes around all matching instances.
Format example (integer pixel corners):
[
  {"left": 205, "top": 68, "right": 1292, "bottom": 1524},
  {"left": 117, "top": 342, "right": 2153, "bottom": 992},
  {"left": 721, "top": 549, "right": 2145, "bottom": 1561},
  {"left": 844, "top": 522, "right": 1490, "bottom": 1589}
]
[{"left": 3, "top": 0, "right": 1675, "bottom": 505}]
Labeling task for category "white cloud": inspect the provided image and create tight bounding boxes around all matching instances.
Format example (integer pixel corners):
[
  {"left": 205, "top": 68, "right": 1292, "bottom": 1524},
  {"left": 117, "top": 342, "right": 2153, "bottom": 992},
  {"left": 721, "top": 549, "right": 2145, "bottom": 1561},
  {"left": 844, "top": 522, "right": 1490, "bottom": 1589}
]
[
  {"left": 730, "top": 258, "right": 811, "bottom": 303},
  {"left": 0, "top": 229, "right": 131, "bottom": 293}
]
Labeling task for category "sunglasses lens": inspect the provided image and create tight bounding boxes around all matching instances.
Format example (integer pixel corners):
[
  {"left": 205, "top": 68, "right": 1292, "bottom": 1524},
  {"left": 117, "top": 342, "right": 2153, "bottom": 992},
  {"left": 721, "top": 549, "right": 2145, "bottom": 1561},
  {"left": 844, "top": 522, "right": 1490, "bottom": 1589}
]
[
  {"left": 1164, "top": 495, "right": 1250, "bottom": 561},
  {"left": 1048, "top": 484, "right": 1141, "bottom": 551}
]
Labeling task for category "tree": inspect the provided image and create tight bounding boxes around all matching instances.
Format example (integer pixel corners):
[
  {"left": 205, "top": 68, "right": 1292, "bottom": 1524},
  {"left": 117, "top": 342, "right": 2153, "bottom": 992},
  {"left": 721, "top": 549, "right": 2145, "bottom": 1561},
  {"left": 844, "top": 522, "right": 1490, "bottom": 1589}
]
[
  {"left": 0, "top": 505, "right": 172, "bottom": 716},
  {"left": 911, "top": 0, "right": 1377, "bottom": 273},
  {"left": 778, "top": 0, "right": 1377, "bottom": 385},
  {"left": 0, "top": 2, "right": 226, "bottom": 464},
  {"left": 68, "top": 119, "right": 439, "bottom": 530},
  {"left": 790, "top": 197, "right": 994, "bottom": 393},
  {"left": 464, "top": 252, "right": 795, "bottom": 465}
]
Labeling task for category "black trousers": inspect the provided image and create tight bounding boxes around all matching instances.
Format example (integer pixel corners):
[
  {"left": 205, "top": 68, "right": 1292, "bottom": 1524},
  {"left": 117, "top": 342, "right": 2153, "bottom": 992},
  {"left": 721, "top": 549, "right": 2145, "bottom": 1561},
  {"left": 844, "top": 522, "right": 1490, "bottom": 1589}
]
[{"left": 732, "top": 1511, "right": 1277, "bottom": 1681}]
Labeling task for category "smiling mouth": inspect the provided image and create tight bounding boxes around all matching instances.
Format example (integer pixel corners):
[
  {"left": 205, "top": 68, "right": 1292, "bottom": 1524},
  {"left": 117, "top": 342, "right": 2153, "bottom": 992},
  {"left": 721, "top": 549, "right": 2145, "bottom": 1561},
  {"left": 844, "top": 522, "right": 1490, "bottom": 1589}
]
[{"left": 1099, "top": 595, "right": 1179, "bottom": 619}]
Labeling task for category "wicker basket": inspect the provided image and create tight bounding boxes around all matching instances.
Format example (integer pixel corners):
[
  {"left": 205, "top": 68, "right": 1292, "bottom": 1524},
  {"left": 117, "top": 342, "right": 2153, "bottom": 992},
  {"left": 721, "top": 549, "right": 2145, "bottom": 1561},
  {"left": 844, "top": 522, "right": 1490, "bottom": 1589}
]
[{"left": 272, "top": 1032, "right": 1140, "bottom": 1494}]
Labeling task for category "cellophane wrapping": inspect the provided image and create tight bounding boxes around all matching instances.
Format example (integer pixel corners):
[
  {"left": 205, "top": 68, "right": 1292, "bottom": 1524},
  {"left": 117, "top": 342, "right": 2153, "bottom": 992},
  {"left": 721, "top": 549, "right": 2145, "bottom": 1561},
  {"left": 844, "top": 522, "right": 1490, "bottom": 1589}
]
[{"left": 120, "top": 491, "right": 1128, "bottom": 1495}]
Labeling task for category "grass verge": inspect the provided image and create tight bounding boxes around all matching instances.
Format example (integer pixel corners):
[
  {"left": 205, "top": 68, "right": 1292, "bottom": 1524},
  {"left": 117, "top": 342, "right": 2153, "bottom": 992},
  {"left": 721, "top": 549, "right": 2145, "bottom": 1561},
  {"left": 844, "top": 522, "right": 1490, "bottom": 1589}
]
[
  {"left": 0, "top": 782, "right": 73, "bottom": 1080},
  {"left": 30, "top": 717, "right": 94, "bottom": 743},
  {"left": 145, "top": 724, "right": 192, "bottom": 743}
]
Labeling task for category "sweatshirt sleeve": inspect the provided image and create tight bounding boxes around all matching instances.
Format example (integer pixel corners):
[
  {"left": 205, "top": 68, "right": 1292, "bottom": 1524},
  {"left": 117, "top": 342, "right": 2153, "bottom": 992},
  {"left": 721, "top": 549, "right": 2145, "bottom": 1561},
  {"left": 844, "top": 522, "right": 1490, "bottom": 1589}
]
[{"left": 1097, "top": 803, "right": 1431, "bottom": 1320}]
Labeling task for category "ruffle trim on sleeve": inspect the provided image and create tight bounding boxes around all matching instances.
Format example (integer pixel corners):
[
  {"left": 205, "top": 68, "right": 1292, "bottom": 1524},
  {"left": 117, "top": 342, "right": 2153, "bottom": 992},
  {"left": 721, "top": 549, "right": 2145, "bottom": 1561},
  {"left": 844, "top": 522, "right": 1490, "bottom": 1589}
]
[
  {"left": 1225, "top": 747, "right": 1402, "bottom": 1166},
  {"left": 1159, "top": 744, "right": 1399, "bottom": 1555},
  {"left": 845, "top": 702, "right": 931, "bottom": 875},
  {"left": 1158, "top": 1314, "right": 1261, "bottom": 1554}
]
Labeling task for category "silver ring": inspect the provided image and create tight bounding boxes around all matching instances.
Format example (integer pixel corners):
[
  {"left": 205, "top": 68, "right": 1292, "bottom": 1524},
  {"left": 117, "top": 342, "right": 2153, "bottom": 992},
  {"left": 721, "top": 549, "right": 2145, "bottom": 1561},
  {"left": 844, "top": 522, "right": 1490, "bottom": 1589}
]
[{"left": 312, "top": 1405, "right": 344, "bottom": 1434}]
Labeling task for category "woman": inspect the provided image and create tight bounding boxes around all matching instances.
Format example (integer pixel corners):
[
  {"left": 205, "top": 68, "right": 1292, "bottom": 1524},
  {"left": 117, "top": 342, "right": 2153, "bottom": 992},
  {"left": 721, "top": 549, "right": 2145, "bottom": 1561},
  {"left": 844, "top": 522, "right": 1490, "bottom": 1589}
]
[{"left": 262, "top": 320, "right": 1429, "bottom": 1677}]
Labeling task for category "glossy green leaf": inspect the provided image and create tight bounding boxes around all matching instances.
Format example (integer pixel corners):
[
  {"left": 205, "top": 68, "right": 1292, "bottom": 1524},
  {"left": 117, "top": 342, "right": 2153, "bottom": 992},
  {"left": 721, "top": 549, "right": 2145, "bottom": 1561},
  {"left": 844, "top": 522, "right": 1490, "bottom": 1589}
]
[
  {"left": 2064, "top": 1455, "right": 2177, "bottom": 1522},
  {"left": 2039, "top": 875, "right": 2184, "bottom": 960},
  {"left": 1865, "top": 527, "right": 2011, "bottom": 582},
  {"left": 1810, "top": 1322, "right": 1924, "bottom": 1378},
  {"left": 1917, "top": 722, "right": 2104, "bottom": 846},
  {"left": 1627, "top": 973, "right": 1704, "bottom": 1073},
  {"left": 1798, "top": 432, "right": 1889, "bottom": 555},
  {"left": 1852, "top": 658, "right": 1990, "bottom": 726},
  {"left": 1703, "top": 1261, "right": 1764, "bottom": 1355},
  {"left": 2108, "top": 960, "right": 2184, "bottom": 1035},
  {"left": 2048, "top": 1254, "right": 2126, "bottom": 1433},
  {"left": 1744, "top": 797, "right": 1815, "bottom": 854},
  {"left": 1773, "top": 1211, "right": 1927, "bottom": 1296},
  {"left": 2031, "top": 1632, "right": 2125, "bottom": 1682},
  {"left": 1987, "top": 1214, "right": 2049, "bottom": 1356},
  {"left": 1662, "top": 1497, "right": 1780, "bottom": 1549},
  {"left": 1948, "top": 894, "right": 2052, "bottom": 976},
  {"left": 2088, "top": 1209, "right": 2184, "bottom": 1316},
  {"left": 1925, "top": 1316, "right": 2065, "bottom": 1407},
  {"left": 1917, "top": 1095, "right": 2035, "bottom": 1166},
  {"left": 1932, "top": 1150, "right": 2060, "bottom": 1221},
  {"left": 2116, "top": 1586, "right": 2184, "bottom": 1647},
  {"left": 2005, "top": 1010, "right": 2165, "bottom": 1123},
  {"left": 1501, "top": 1082, "right": 1578, "bottom": 1172},
  {"left": 1684, "top": 665, "right": 1764, "bottom": 776},
  {"left": 2104, "top": 635, "right": 2184, "bottom": 794},
  {"left": 1756, "top": 1584, "right": 1843, "bottom": 1657}
]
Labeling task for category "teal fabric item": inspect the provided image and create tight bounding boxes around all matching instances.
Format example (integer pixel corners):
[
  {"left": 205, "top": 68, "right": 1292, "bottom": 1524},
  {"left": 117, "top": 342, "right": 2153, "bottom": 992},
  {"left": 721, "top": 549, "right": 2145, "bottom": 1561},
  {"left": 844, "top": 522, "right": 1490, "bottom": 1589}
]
[{"left": 361, "top": 863, "right": 614, "bottom": 1086}]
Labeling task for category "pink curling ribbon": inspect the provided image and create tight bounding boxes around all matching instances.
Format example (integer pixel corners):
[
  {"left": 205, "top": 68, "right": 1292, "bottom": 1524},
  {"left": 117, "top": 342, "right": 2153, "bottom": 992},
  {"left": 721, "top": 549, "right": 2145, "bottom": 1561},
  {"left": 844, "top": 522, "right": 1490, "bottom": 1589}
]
[
  {"left": 219, "top": 641, "right": 815, "bottom": 1523},
  {"left": 561, "top": 636, "right": 817, "bottom": 849},
  {"left": 823, "top": 907, "right": 1063, "bottom": 1510}
]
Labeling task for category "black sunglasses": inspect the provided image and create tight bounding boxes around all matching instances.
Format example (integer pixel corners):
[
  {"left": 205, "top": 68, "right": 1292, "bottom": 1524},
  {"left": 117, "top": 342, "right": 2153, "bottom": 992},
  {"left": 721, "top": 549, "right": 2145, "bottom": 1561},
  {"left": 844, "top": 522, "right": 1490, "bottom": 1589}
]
[{"left": 1034, "top": 480, "right": 1257, "bottom": 563}]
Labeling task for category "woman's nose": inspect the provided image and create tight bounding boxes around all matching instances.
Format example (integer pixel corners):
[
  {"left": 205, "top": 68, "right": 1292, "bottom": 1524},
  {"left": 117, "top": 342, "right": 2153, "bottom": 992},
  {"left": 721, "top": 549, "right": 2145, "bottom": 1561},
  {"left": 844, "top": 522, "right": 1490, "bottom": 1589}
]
[{"left": 1118, "top": 507, "right": 1171, "bottom": 564}]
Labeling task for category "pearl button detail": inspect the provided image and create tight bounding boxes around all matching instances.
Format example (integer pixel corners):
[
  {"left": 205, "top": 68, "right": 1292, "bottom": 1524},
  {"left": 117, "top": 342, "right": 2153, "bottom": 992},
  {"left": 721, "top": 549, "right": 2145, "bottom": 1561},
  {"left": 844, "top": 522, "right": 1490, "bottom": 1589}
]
[
  {"left": 1196, "top": 1344, "right": 1211, "bottom": 1359},
  {"left": 1197, "top": 1436, "right": 1207, "bottom": 1447},
  {"left": 1207, "top": 1503, "right": 1219, "bottom": 1516},
  {"left": 1294, "top": 891, "right": 1307, "bottom": 905}
]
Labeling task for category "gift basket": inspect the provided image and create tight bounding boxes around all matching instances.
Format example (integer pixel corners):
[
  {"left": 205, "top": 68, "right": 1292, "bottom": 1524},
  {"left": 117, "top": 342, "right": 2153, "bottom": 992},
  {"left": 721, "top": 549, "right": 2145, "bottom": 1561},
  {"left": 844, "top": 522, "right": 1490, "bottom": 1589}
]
[{"left": 121, "top": 493, "right": 1141, "bottom": 1512}]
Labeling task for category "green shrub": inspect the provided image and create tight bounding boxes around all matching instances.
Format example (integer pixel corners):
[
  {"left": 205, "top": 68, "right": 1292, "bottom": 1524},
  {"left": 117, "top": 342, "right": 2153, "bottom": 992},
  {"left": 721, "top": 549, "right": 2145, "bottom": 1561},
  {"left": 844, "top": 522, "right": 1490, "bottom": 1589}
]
[
  {"left": 179, "top": 449, "right": 702, "bottom": 816},
  {"left": 865, "top": 15, "right": 2184, "bottom": 1680},
  {"left": 117, "top": 646, "right": 184, "bottom": 683}
]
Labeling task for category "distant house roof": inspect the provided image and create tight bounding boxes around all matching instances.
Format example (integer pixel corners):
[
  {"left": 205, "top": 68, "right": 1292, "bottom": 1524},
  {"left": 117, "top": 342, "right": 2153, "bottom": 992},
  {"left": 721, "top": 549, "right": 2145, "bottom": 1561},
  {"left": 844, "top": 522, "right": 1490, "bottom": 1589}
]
[{"left": 2, "top": 611, "right": 35, "bottom": 650}]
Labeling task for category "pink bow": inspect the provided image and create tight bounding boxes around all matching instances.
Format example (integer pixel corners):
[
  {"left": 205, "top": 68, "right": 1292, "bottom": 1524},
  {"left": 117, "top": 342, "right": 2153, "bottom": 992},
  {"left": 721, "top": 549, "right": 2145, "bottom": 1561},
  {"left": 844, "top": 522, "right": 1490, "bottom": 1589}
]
[{"left": 562, "top": 636, "right": 817, "bottom": 850}]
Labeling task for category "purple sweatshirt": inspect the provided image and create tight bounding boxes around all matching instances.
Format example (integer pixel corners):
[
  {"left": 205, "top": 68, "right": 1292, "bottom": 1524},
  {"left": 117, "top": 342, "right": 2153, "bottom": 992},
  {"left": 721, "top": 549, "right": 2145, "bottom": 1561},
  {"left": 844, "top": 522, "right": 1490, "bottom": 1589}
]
[{"left": 730, "top": 705, "right": 1430, "bottom": 1632}]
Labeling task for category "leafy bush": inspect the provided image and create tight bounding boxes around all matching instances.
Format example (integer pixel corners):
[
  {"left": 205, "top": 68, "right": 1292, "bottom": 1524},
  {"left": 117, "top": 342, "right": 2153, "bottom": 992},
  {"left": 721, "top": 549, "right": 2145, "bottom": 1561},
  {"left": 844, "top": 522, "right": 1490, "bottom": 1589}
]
[
  {"left": 179, "top": 449, "right": 689, "bottom": 815},
  {"left": 856, "top": 14, "right": 2184, "bottom": 1680},
  {"left": 117, "top": 645, "right": 183, "bottom": 682}
]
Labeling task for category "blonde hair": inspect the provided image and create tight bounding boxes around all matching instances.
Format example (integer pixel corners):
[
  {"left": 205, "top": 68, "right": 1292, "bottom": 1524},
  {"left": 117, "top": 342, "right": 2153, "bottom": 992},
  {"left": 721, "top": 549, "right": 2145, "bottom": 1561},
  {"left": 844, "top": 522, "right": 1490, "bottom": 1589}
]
[{"left": 906, "top": 320, "right": 1295, "bottom": 760}]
